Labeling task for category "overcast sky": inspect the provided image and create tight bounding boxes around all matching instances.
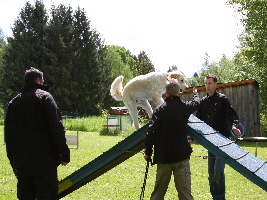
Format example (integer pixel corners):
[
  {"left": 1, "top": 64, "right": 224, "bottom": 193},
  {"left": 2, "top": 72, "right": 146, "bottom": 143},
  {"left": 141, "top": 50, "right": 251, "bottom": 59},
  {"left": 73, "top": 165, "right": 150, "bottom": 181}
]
[{"left": 0, "top": 0, "right": 243, "bottom": 78}]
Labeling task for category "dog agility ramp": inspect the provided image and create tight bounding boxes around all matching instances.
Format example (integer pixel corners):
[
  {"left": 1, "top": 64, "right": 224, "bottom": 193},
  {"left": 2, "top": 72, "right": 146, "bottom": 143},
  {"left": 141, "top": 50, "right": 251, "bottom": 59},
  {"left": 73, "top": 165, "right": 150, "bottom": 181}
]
[
  {"left": 187, "top": 114, "right": 267, "bottom": 192},
  {"left": 57, "top": 124, "right": 148, "bottom": 199},
  {"left": 58, "top": 115, "right": 267, "bottom": 199}
]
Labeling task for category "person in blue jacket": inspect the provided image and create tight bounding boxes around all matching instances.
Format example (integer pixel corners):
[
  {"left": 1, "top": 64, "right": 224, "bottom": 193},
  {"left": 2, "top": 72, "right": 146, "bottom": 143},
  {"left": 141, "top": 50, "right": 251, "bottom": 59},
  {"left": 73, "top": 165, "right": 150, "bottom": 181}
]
[
  {"left": 5, "top": 67, "right": 70, "bottom": 200},
  {"left": 196, "top": 74, "right": 241, "bottom": 200},
  {"left": 143, "top": 79, "right": 200, "bottom": 200}
]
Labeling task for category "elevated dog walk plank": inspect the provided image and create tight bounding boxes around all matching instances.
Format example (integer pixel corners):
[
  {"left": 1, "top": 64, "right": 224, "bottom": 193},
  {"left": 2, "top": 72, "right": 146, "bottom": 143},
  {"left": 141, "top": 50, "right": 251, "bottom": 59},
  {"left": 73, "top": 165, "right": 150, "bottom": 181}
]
[
  {"left": 187, "top": 114, "right": 267, "bottom": 192},
  {"left": 58, "top": 115, "right": 267, "bottom": 199},
  {"left": 219, "top": 143, "right": 248, "bottom": 160},
  {"left": 255, "top": 163, "right": 267, "bottom": 182}
]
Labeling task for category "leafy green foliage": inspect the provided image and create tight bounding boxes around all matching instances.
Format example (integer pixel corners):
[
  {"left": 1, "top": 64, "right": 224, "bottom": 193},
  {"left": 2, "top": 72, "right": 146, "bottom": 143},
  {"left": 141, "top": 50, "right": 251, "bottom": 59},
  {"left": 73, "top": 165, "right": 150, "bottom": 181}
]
[
  {"left": 186, "top": 53, "right": 244, "bottom": 87},
  {"left": 0, "top": 28, "right": 5, "bottom": 102},
  {"left": 104, "top": 45, "right": 136, "bottom": 107},
  {"left": 135, "top": 51, "right": 155, "bottom": 76},
  {"left": 104, "top": 47, "right": 155, "bottom": 108},
  {"left": 106, "top": 45, "right": 135, "bottom": 84},
  {"left": 228, "top": 0, "right": 267, "bottom": 133},
  {"left": 64, "top": 117, "right": 104, "bottom": 132},
  {"left": 1, "top": 2, "right": 48, "bottom": 107},
  {"left": 0, "top": 2, "right": 110, "bottom": 115},
  {"left": 0, "top": 1, "right": 157, "bottom": 115},
  {"left": 167, "top": 65, "right": 178, "bottom": 72},
  {"left": 63, "top": 115, "right": 137, "bottom": 137},
  {"left": 0, "top": 28, "right": 5, "bottom": 45}
]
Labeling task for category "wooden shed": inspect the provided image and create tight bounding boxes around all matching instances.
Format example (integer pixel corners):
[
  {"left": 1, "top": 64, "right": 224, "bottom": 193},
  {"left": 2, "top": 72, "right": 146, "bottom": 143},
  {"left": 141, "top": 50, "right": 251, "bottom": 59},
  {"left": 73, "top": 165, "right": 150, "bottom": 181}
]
[{"left": 181, "top": 79, "right": 260, "bottom": 136}]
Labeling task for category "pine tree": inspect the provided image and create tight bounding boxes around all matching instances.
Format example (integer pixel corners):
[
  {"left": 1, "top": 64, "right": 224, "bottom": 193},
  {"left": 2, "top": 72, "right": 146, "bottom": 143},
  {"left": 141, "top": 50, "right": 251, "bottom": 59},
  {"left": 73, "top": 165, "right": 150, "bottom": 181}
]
[
  {"left": 71, "top": 7, "right": 111, "bottom": 114},
  {"left": 1, "top": 2, "right": 111, "bottom": 115},
  {"left": 45, "top": 4, "right": 77, "bottom": 111},
  {"left": 1, "top": 1, "right": 48, "bottom": 108},
  {"left": 135, "top": 51, "right": 155, "bottom": 75}
]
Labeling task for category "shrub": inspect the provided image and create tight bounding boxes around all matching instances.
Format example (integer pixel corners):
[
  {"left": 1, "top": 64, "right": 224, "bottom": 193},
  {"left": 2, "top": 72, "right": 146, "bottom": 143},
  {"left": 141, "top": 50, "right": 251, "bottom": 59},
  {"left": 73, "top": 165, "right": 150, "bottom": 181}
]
[
  {"left": 63, "top": 116, "right": 105, "bottom": 132},
  {"left": 63, "top": 115, "right": 137, "bottom": 137}
]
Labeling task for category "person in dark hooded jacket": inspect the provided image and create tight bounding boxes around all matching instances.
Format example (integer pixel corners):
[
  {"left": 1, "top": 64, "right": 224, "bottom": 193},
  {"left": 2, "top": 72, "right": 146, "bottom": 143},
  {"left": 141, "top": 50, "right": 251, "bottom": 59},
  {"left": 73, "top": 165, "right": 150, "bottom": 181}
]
[
  {"left": 5, "top": 67, "right": 70, "bottom": 200},
  {"left": 143, "top": 79, "right": 200, "bottom": 200}
]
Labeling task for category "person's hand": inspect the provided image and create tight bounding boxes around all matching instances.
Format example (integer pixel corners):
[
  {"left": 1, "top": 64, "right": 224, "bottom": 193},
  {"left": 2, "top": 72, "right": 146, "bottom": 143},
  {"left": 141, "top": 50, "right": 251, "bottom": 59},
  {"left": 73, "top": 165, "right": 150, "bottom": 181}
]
[
  {"left": 143, "top": 153, "right": 150, "bottom": 161},
  {"left": 60, "top": 161, "right": 68, "bottom": 166},
  {"left": 232, "top": 126, "right": 242, "bottom": 136},
  {"left": 188, "top": 139, "right": 193, "bottom": 149},
  {"left": 193, "top": 87, "right": 198, "bottom": 95}
]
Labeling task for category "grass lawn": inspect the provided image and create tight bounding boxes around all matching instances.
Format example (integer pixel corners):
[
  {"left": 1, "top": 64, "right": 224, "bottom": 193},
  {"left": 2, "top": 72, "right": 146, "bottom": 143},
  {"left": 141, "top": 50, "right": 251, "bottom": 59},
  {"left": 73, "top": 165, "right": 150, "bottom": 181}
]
[{"left": 1, "top": 126, "right": 267, "bottom": 199}]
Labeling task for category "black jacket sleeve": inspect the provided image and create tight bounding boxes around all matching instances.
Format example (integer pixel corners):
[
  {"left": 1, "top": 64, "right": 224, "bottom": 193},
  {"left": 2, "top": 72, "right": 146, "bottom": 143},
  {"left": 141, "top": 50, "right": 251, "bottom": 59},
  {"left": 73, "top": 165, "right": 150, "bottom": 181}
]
[
  {"left": 144, "top": 106, "right": 162, "bottom": 156},
  {"left": 44, "top": 93, "right": 70, "bottom": 163},
  {"left": 222, "top": 96, "right": 239, "bottom": 128},
  {"left": 185, "top": 94, "right": 200, "bottom": 113}
]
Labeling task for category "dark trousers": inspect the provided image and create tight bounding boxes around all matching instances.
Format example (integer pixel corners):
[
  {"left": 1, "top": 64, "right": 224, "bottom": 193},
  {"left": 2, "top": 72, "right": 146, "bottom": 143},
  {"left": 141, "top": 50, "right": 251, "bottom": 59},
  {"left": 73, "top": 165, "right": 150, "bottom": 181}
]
[
  {"left": 208, "top": 151, "right": 225, "bottom": 200},
  {"left": 17, "top": 168, "right": 58, "bottom": 200},
  {"left": 150, "top": 159, "right": 193, "bottom": 200}
]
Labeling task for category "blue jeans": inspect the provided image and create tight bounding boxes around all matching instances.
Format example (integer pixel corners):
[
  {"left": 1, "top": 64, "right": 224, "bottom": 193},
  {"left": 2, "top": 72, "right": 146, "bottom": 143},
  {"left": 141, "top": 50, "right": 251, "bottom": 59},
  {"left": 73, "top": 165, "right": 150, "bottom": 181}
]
[{"left": 208, "top": 151, "right": 225, "bottom": 200}]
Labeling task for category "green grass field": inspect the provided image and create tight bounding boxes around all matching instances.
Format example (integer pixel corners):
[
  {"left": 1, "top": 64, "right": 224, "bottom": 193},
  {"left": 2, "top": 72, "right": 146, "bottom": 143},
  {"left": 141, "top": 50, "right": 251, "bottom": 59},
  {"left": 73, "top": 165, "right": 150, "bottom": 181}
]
[{"left": 1, "top": 124, "right": 267, "bottom": 199}]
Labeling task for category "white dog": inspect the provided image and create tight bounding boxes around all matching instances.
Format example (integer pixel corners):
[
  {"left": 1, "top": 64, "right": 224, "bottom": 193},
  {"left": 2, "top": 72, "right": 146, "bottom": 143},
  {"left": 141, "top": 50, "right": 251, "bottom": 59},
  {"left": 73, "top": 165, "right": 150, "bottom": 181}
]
[{"left": 110, "top": 71, "right": 187, "bottom": 130}]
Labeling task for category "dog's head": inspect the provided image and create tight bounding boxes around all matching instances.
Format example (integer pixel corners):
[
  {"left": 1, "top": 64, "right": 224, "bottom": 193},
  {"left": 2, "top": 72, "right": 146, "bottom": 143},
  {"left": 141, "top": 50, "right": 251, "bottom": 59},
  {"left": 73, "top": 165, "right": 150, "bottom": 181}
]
[{"left": 167, "top": 71, "right": 187, "bottom": 91}]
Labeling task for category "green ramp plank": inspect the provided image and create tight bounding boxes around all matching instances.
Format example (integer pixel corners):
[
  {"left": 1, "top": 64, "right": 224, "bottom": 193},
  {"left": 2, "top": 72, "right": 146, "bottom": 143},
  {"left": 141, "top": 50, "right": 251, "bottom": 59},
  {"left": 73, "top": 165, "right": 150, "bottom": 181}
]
[
  {"left": 187, "top": 114, "right": 267, "bottom": 191},
  {"left": 57, "top": 124, "right": 149, "bottom": 199}
]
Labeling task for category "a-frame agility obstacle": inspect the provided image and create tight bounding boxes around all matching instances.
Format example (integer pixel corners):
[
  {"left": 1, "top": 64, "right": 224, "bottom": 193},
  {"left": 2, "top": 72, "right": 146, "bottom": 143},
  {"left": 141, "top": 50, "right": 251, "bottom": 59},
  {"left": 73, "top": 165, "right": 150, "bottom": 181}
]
[{"left": 57, "top": 115, "right": 267, "bottom": 199}]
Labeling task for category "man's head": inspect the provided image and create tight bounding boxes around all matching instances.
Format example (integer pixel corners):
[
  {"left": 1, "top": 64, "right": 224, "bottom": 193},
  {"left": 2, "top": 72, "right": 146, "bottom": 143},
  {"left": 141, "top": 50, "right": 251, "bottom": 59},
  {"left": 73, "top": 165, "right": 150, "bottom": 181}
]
[
  {"left": 25, "top": 67, "right": 44, "bottom": 85},
  {"left": 204, "top": 74, "right": 217, "bottom": 96},
  {"left": 166, "top": 79, "right": 180, "bottom": 97}
]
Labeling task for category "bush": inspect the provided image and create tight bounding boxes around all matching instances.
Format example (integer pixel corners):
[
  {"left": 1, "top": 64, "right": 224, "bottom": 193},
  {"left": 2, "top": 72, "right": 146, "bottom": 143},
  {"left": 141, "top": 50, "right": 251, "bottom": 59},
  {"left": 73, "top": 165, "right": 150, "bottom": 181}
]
[
  {"left": 63, "top": 115, "right": 138, "bottom": 137},
  {"left": 63, "top": 116, "right": 105, "bottom": 132}
]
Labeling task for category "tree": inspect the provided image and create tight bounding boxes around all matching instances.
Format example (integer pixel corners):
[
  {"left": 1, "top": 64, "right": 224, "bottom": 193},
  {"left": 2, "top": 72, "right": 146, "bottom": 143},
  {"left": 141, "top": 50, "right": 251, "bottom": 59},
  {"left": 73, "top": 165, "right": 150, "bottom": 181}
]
[
  {"left": 228, "top": 1, "right": 267, "bottom": 79},
  {"left": 185, "top": 72, "right": 199, "bottom": 88},
  {"left": 104, "top": 45, "right": 136, "bottom": 107},
  {"left": 0, "top": 28, "right": 6, "bottom": 104},
  {"left": 1, "top": 2, "right": 111, "bottom": 115},
  {"left": 185, "top": 54, "right": 242, "bottom": 87},
  {"left": 0, "top": 28, "right": 4, "bottom": 46},
  {"left": 70, "top": 7, "right": 111, "bottom": 114},
  {"left": 44, "top": 4, "right": 73, "bottom": 108},
  {"left": 135, "top": 51, "right": 155, "bottom": 75},
  {"left": 1, "top": 1, "right": 48, "bottom": 108},
  {"left": 167, "top": 65, "right": 178, "bottom": 72},
  {"left": 106, "top": 45, "right": 135, "bottom": 84},
  {"left": 0, "top": 28, "right": 5, "bottom": 66},
  {"left": 228, "top": 0, "right": 267, "bottom": 133},
  {"left": 228, "top": 0, "right": 267, "bottom": 79}
]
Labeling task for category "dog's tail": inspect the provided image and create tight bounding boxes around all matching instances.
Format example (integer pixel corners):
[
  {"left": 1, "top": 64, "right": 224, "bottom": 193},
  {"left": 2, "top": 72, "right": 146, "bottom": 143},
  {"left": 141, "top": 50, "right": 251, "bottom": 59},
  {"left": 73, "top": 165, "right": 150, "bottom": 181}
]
[{"left": 110, "top": 75, "right": 124, "bottom": 101}]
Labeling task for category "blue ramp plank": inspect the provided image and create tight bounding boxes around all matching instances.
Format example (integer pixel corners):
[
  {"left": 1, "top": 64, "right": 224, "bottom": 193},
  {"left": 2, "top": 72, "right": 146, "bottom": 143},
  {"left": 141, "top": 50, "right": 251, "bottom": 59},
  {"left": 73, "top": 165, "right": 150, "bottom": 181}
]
[
  {"left": 187, "top": 115, "right": 267, "bottom": 192},
  {"left": 255, "top": 163, "right": 267, "bottom": 182},
  {"left": 219, "top": 143, "right": 248, "bottom": 160}
]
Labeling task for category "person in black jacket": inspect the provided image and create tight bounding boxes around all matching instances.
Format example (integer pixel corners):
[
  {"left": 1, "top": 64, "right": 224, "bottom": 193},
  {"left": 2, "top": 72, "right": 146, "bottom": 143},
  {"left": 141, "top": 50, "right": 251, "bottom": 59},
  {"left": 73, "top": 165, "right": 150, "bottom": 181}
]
[
  {"left": 5, "top": 67, "right": 70, "bottom": 200},
  {"left": 196, "top": 74, "right": 241, "bottom": 200},
  {"left": 143, "top": 79, "right": 200, "bottom": 200}
]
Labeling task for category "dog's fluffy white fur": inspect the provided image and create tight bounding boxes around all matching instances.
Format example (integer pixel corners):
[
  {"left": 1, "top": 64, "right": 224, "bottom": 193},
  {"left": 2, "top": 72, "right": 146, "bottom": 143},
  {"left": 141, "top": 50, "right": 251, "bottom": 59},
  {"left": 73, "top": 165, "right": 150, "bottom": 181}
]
[{"left": 110, "top": 71, "right": 187, "bottom": 130}]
